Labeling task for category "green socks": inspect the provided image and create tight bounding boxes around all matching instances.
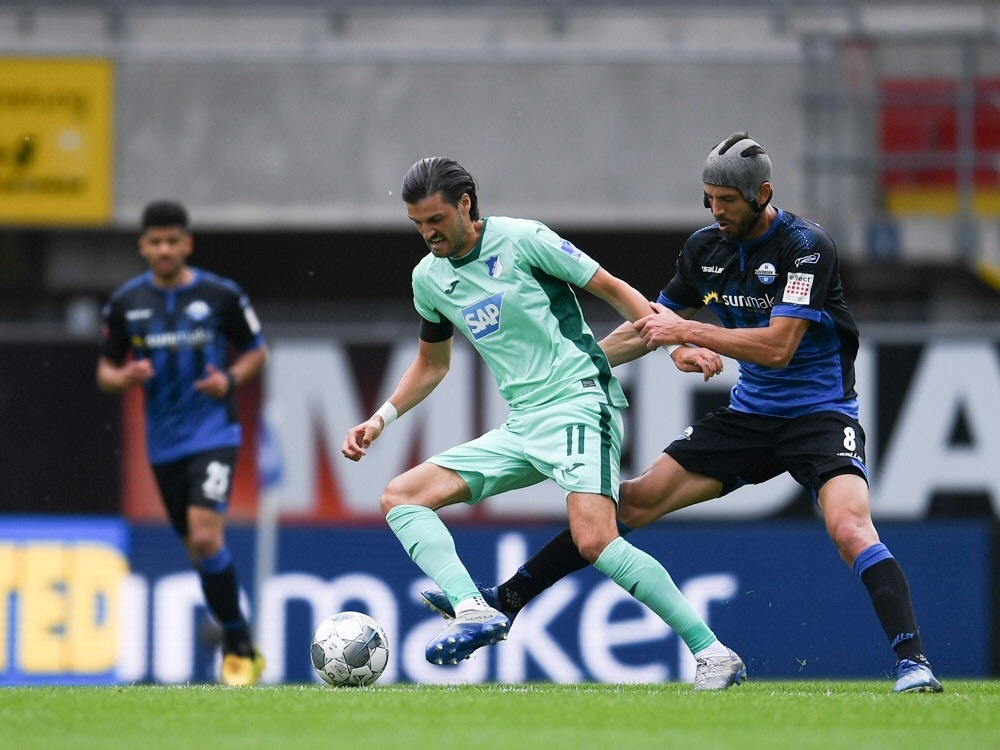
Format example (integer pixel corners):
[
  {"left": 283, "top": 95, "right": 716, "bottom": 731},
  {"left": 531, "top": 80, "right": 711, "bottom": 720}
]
[
  {"left": 594, "top": 536, "right": 718, "bottom": 655},
  {"left": 387, "top": 505, "right": 719, "bottom": 655},
  {"left": 385, "top": 505, "right": 480, "bottom": 606}
]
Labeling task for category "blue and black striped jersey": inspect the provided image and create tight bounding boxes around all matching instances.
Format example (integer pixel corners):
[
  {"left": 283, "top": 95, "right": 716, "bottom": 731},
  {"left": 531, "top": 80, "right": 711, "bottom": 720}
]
[
  {"left": 659, "top": 209, "right": 859, "bottom": 419},
  {"left": 101, "top": 268, "right": 265, "bottom": 464}
]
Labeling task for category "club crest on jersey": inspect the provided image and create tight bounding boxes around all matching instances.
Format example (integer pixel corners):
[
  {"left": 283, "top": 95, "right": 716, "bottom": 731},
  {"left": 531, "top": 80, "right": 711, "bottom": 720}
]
[
  {"left": 560, "top": 240, "right": 582, "bottom": 261},
  {"left": 754, "top": 263, "right": 777, "bottom": 285},
  {"left": 185, "top": 300, "right": 211, "bottom": 321},
  {"left": 462, "top": 290, "right": 505, "bottom": 340},
  {"left": 485, "top": 255, "right": 504, "bottom": 279}
]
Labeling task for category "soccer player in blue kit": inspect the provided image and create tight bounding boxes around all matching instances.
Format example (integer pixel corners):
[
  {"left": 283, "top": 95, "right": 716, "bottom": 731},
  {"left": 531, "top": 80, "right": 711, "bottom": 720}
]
[
  {"left": 421, "top": 134, "right": 943, "bottom": 693},
  {"left": 98, "top": 201, "right": 268, "bottom": 686}
]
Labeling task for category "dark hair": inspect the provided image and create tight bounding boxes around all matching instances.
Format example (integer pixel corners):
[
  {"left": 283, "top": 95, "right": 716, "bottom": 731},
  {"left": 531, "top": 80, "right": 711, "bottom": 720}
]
[
  {"left": 401, "top": 157, "right": 480, "bottom": 221},
  {"left": 141, "top": 200, "right": 189, "bottom": 230}
]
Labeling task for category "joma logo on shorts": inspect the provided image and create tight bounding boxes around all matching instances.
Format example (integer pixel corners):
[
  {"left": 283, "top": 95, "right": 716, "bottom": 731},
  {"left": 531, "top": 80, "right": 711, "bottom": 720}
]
[{"left": 462, "top": 290, "right": 505, "bottom": 340}]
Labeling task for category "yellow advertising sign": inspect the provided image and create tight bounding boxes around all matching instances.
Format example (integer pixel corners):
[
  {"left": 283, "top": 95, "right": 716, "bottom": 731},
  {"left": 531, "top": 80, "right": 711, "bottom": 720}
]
[
  {"left": 0, "top": 541, "right": 128, "bottom": 677},
  {"left": 0, "top": 58, "right": 113, "bottom": 226}
]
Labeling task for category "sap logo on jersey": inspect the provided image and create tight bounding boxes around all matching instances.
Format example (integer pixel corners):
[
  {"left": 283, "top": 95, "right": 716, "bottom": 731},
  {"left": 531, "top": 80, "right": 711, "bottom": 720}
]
[{"left": 462, "top": 291, "right": 505, "bottom": 340}]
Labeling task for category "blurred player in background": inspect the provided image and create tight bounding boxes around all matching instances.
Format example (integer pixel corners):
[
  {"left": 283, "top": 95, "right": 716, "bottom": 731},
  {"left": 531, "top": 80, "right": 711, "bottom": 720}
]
[
  {"left": 421, "top": 134, "right": 943, "bottom": 694},
  {"left": 97, "top": 200, "right": 268, "bottom": 686},
  {"left": 342, "top": 157, "right": 746, "bottom": 690}
]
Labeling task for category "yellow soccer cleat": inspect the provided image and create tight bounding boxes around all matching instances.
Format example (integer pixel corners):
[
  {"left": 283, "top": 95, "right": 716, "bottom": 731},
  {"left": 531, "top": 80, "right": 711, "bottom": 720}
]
[{"left": 221, "top": 649, "right": 266, "bottom": 686}]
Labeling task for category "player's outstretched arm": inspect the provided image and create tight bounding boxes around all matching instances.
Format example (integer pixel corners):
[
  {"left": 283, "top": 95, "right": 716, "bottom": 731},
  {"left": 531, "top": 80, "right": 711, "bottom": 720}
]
[
  {"left": 599, "top": 322, "right": 649, "bottom": 366},
  {"left": 637, "top": 303, "right": 808, "bottom": 369},
  {"left": 342, "top": 337, "right": 452, "bottom": 461},
  {"left": 599, "top": 321, "right": 722, "bottom": 380},
  {"left": 582, "top": 267, "right": 655, "bottom": 323},
  {"left": 597, "top": 295, "right": 722, "bottom": 381}
]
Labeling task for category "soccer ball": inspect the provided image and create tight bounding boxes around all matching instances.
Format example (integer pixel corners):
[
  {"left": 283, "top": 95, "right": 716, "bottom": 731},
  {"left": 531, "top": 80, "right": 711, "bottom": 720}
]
[{"left": 310, "top": 611, "right": 389, "bottom": 687}]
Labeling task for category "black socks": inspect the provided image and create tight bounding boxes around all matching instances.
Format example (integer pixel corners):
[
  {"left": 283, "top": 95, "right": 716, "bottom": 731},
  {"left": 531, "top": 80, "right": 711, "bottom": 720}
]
[
  {"left": 497, "top": 528, "right": 590, "bottom": 615},
  {"left": 860, "top": 557, "right": 925, "bottom": 662},
  {"left": 198, "top": 558, "right": 253, "bottom": 656}
]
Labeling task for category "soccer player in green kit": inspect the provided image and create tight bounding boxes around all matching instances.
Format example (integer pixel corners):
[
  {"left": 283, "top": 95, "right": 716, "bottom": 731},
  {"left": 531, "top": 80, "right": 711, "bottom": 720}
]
[{"left": 342, "top": 157, "right": 745, "bottom": 689}]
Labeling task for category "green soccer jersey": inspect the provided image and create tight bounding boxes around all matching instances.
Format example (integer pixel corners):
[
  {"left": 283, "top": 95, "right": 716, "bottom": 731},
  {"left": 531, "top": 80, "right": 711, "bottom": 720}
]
[{"left": 412, "top": 216, "right": 627, "bottom": 411}]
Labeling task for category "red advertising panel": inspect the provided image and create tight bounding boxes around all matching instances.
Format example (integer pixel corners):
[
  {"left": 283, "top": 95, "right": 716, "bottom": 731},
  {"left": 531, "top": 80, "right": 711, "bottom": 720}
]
[{"left": 880, "top": 77, "right": 1000, "bottom": 214}]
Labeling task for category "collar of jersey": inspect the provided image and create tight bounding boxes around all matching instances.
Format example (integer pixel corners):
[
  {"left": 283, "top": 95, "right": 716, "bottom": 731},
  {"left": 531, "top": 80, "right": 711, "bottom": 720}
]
[
  {"left": 738, "top": 208, "right": 784, "bottom": 249},
  {"left": 448, "top": 217, "right": 488, "bottom": 268},
  {"left": 143, "top": 267, "right": 200, "bottom": 291}
]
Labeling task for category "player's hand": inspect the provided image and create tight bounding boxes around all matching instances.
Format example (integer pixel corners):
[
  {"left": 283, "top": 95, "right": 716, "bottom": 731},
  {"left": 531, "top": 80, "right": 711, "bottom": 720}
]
[
  {"left": 342, "top": 417, "right": 386, "bottom": 462},
  {"left": 193, "top": 364, "right": 231, "bottom": 399},
  {"left": 670, "top": 346, "right": 724, "bottom": 381},
  {"left": 122, "top": 359, "right": 155, "bottom": 387},
  {"left": 635, "top": 302, "right": 685, "bottom": 349}
]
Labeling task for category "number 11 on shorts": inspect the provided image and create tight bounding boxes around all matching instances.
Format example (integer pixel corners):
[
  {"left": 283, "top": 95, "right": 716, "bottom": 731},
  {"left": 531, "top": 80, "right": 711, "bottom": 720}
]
[{"left": 565, "top": 424, "right": 586, "bottom": 455}]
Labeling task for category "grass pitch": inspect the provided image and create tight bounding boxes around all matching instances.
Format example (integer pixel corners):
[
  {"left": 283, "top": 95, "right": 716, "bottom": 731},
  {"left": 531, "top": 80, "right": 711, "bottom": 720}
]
[{"left": 4, "top": 681, "right": 999, "bottom": 750}]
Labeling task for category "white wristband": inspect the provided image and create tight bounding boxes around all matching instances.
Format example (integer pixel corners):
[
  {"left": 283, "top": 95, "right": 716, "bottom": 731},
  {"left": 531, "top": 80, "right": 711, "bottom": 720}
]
[
  {"left": 374, "top": 401, "right": 398, "bottom": 428},
  {"left": 663, "top": 344, "right": 681, "bottom": 354}
]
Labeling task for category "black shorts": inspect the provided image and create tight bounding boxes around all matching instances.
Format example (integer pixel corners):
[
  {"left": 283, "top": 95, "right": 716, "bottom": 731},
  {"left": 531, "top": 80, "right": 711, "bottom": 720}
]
[
  {"left": 152, "top": 446, "right": 239, "bottom": 538},
  {"left": 664, "top": 407, "right": 868, "bottom": 499}
]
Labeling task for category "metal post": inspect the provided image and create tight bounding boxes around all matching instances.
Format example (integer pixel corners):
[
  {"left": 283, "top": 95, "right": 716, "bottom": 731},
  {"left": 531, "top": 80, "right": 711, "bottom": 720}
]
[{"left": 955, "top": 37, "right": 978, "bottom": 262}]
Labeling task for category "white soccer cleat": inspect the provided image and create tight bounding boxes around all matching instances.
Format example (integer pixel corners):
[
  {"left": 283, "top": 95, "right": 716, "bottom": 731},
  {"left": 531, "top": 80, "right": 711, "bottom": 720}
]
[
  {"left": 694, "top": 647, "right": 747, "bottom": 691},
  {"left": 892, "top": 657, "right": 943, "bottom": 693}
]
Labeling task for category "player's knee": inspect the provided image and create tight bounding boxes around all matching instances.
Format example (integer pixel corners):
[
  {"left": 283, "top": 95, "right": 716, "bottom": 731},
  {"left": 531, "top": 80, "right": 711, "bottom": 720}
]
[
  {"left": 827, "top": 515, "right": 878, "bottom": 559},
  {"left": 572, "top": 527, "right": 615, "bottom": 564},
  {"left": 187, "top": 530, "right": 222, "bottom": 561},
  {"left": 378, "top": 490, "right": 397, "bottom": 517},
  {"left": 379, "top": 478, "right": 412, "bottom": 516},
  {"left": 575, "top": 539, "right": 604, "bottom": 564}
]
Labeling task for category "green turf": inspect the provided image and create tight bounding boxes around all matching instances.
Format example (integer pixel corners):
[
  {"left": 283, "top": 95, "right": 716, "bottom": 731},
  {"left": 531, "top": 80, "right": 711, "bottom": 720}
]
[{"left": 3, "top": 681, "right": 999, "bottom": 750}]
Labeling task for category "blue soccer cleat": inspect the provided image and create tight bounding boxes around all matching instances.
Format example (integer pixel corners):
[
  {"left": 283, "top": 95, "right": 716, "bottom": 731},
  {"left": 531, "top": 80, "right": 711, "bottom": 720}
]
[
  {"left": 425, "top": 608, "right": 510, "bottom": 665},
  {"left": 421, "top": 583, "right": 506, "bottom": 620},
  {"left": 892, "top": 658, "right": 943, "bottom": 693}
]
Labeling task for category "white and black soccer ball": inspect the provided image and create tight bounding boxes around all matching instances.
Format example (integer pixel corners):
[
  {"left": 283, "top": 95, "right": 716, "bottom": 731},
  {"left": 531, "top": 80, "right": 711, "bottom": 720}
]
[{"left": 311, "top": 611, "right": 389, "bottom": 687}]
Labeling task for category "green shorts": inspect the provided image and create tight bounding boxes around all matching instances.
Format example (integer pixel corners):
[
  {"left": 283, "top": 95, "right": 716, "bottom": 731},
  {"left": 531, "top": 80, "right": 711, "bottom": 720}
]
[{"left": 427, "top": 397, "right": 623, "bottom": 505}]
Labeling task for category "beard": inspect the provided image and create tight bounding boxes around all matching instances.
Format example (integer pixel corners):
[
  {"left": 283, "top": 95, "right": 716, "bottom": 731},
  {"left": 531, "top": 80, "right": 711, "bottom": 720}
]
[{"left": 720, "top": 210, "right": 762, "bottom": 241}]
